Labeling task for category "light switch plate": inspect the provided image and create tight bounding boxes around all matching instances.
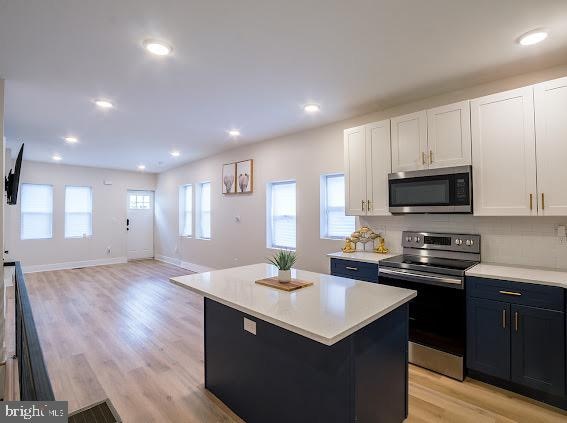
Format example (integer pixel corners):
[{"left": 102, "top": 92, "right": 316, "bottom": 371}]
[{"left": 243, "top": 317, "right": 256, "bottom": 335}]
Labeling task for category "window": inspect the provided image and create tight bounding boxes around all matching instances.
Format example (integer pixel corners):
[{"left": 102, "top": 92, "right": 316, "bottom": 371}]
[
  {"left": 20, "top": 184, "right": 53, "bottom": 240},
  {"left": 267, "top": 180, "right": 296, "bottom": 249},
  {"left": 129, "top": 193, "right": 151, "bottom": 209},
  {"left": 179, "top": 184, "right": 193, "bottom": 236},
  {"left": 321, "top": 174, "right": 355, "bottom": 238},
  {"left": 65, "top": 186, "right": 93, "bottom": 238},
  {"left": 196, "top": 182, "right": 211, "bottom": 239}
]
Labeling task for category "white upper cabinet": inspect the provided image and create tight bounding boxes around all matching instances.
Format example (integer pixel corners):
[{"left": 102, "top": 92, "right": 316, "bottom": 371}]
[
  {"left": 534, "top": 77, "right": 567, "bottom": 216},
  {"left": 344, "top": 126, "right": 367, "bottom": 215},
  {"left": 427, "top": 101, "right": 471, "bottom": 169},
  {"left": 391, "top": 104, "right": 471, "bottom": 172},
  {"left": 391, "top": 111, "right": 427, "bottom": 172},
  {"left": 366, "top": 120, "right": 391, "bottom": 216},
  {"left": 471, "top": 87, "right": 537, "bottom": 216},
  {"left": 344, "top": 120, "right": 391, "bottom": 216}
]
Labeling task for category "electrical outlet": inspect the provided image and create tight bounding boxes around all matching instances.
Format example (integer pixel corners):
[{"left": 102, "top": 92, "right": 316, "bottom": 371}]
[{"left": 243, "top": 318, "right": 256, "bottom": 335}]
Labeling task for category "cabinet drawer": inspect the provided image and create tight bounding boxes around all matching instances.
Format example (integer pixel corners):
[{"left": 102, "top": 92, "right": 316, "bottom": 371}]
[
  {"left": 330, "top": 259, "right": 378, "bottom": 283},
  {"left": 466, "top": 277, "right": 565, "bottom": 311}
]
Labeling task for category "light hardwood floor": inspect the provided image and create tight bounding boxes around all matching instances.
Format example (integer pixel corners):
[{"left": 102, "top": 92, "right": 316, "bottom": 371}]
[{"left": 22, "top": 260, "right": 567, "bottom": 422}]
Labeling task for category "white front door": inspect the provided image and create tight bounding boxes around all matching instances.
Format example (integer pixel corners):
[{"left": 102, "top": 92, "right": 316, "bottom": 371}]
[{"left": 127, "top": 190, "right": 154, "bottom": 260}]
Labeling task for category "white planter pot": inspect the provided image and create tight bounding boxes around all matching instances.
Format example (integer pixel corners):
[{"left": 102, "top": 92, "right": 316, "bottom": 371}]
[{"left": 278, "top": 269, "right": 291, "bottom": 283}]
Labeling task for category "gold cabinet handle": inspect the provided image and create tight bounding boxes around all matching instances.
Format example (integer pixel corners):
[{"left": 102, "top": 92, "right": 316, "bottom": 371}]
[
  {"left": 361, "top": 200, "right": 365, "bottom": 212},
  {"left": 541, "top": 193, "right": 545, "bottom": 210},
  {"left": 429, "top": 150, "right": 433, "bottom": 164},
  {"left": 502, "top": 309, "right": 506, "bottom": 329},
  {"left": 529, "top": 194, "right": 533, "bottom": 211},
  {"left": 345, "top": 266, "right": 358, "bottom": 271},
  {"left": 367, "top": 200, "right": 371, "bottom": 211},
  {"left": 514, "top": 311, "right": 519, "bottom": 332},
  {"left": 499, "top": 290, "right": 522, "bottom": 296},
  {"left": 422, "top": 152, "right": 426, "bottom": 165}
]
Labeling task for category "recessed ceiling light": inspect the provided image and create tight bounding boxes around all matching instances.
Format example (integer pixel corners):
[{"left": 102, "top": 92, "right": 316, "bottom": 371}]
[
  {"left": 228, "top": 129, "right": 241, "bottom": 137},
  {"left": 64, "top": 136, "right": 78, "bottom": 143},
  {"left": 143, "top": 39, "right": 173, "bottom": 56},
  {"left": 518, "top": 29, "right": 548, "bottom": 46},
  {"left": 304, "top": 103, "right": 321, "bottom": 113},
  {"left": 95, "top": 99, "right": 114, "bottom": 109},
  {"left": 137, "top": 164, "right": 146, "bottom": 170},
  {"left": 52, "top": 154, "right": 62, "bottom": 161},
  {"left": 170, "top": 150, "right": 180, "bottom": 157}
]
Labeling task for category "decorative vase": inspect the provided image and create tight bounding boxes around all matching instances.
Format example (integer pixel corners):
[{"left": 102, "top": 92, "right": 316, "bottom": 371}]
[{"left": 278, "top": 269, "right": 291, "bottom": 283}]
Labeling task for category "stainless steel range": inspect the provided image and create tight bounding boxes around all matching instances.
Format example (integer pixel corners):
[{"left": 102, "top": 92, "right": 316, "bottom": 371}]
[{"left": 378, "top": 231, "right": 481, "bottom": 381}]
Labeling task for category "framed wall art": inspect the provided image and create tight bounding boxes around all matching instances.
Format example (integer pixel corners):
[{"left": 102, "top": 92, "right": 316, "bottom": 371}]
[
  {"left": 222, "top": 162, "right": 236, "bottom": 194},
  {"left": 236, "top": 159, "right": 253, "bottom": 194}
]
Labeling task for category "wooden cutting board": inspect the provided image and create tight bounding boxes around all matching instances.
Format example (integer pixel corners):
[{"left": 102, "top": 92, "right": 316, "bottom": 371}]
[{"left": 255, "top": 277, "right": 314, "bottom": 292}]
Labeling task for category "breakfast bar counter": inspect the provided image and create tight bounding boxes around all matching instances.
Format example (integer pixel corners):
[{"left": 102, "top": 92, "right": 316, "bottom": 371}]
[{"left": 171, "top": 264, "right": 416, "bottom": 423}]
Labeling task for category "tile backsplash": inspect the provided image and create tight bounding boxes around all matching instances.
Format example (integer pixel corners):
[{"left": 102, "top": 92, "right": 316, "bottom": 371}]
[{"left": 361, "top": 215, "right": 567, "bottom": 270}]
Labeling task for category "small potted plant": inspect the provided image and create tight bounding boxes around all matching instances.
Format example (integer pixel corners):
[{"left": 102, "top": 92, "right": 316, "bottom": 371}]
[{"left": 267, "top": 250, "right": 297, "bottom": 283}]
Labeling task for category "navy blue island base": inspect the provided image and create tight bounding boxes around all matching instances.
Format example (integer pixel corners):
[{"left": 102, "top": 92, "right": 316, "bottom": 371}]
[{"left": 204, "top": 298, "right": 410, "bottom": 423}]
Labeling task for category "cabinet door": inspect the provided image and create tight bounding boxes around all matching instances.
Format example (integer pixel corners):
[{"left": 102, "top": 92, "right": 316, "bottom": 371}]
[
  {"left": 534, "top": 77, "right": 567, "bottom": 216},
  {"left": 466, "top": 298, "right": 510, "bottom": 380},
  {"left": 427, "top": 101, "right": 471, "bottom": 169},
  {"left": 511, "top": 304, "right": 565, "bottom": 396},
  {"left": 391, "top": 111, "right": 427, "bottom": 172},
  {"left": 344, "top": 126, "right": 367, "bottom": 215},
  {"left": 471, "top": 87, "right": 537, "bottom": 216},
  {"left": 366, "top": 120, "right": 391, "bottom": 216}
]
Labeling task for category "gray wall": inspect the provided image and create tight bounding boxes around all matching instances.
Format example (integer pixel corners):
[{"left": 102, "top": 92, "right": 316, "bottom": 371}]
[
  {"left": 5, "top": 160, "right": 156, "bottom": 270},
  {"left": 155, "top": 63, "right": 567, "bottom": 274}
]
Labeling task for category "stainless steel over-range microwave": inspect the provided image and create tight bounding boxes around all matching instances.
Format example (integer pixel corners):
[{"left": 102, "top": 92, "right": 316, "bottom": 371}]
[{"left": 388, "top": 165, "right": 472, "bottom": 214}]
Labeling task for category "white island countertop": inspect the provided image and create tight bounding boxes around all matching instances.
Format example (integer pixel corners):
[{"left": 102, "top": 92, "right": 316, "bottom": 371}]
[
  {"left": 170, "top": 263, "right": 416, "bottom": 346},
  {"left": 466, "top": 263, "right": 567, "bottom": 289},
  {"left": 327, "top": 251, "right": 399, "bottom": 264}
]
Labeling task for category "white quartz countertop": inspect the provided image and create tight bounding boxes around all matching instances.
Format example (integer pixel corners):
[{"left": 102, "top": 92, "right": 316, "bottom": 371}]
[
  {"left": 170, "top": 263, "right": 416, "bottom": 346},
  {"left": 466, "top": 263, "right": 567, "bottom": 289},
  {"left": 327, "top": 251, "right": 398, "bottom": 264}
]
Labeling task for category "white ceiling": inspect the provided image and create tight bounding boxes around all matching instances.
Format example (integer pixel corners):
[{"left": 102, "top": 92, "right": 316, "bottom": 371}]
[{"left": 1, "top": 0, "right": 567, "bottom": 173}]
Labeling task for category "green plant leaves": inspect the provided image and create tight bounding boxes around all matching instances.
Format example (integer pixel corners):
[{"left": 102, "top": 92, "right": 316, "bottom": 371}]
[{"left": 267, "top": 249, "right": 297, "bottom": 270}]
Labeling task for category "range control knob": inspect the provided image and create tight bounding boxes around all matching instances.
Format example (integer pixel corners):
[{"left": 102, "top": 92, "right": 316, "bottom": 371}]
[
  {"left": 414, "top": 236, "right": 420, "bottom": 243},
  {"left": 465, "top": 239, "right": 474, "bottom": 246},
  {"left": 455, "top": 238, "right": 463, "bottom": 246},
  {"left": 405, "top": 236, "right": 412, "bottom": 242}
]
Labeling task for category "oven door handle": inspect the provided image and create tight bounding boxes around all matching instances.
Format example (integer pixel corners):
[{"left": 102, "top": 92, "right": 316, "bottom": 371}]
[{"left": 378, "top": 267, "right": 464, "bottom": 289}]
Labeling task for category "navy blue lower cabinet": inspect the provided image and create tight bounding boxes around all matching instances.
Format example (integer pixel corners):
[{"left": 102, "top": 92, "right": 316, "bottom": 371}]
[
  {"left": 466, "top": 276, "right": 567, "bottom": 409},
  {"left": 330, "top": 258, "right": 379, "bottom": 283},
  {"left": 511, "top": 304, "right": 566, "bottom": 396},
  {"left": 466, "top": 297, "right": 511, "bottom": 380}
]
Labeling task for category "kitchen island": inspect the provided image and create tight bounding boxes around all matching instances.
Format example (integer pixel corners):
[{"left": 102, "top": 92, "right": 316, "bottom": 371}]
[{"left": 170, "top": 264, "right": 416, "bottom": 423}]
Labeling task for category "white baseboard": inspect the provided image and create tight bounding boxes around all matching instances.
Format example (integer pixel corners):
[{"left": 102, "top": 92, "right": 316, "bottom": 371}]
[
  {"left": 22, "top": 257, "right": 128, "bottom": 274},
  {"left": 155, "top": 254, "right": 215, "bottom": 273}
]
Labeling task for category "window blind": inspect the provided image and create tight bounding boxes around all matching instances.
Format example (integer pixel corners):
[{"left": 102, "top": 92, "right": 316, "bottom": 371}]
[
  {"left": 20, "top": 184, "right": 53, "bottom": 240},
  {"left": 198, "top": 182, "right": 211, "bottom": 239},
  {"left": 65, "top": 186, "right": 93, "bottom": 238},
  {"left": 269, "top": 181, "right": 296, "bottom": 249},
  {"left": 324, "top": 174, "right": 355, "bottom": 238},
  {"left": 181, "top": 185, "right": 193, "bottom": 236}
]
